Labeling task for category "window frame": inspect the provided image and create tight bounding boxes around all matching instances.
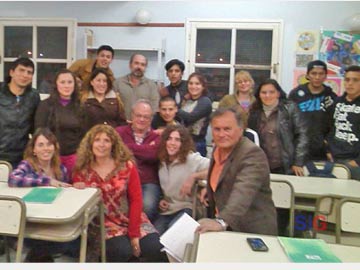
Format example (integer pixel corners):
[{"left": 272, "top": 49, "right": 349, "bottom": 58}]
[{"left": 185, "top": 19, "right": 283, "bottom": 96}]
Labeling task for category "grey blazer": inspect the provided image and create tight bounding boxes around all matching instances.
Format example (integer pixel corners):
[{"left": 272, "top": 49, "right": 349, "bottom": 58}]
[{"left": 207, "top": 137, "right": 278, "bottom": 235}]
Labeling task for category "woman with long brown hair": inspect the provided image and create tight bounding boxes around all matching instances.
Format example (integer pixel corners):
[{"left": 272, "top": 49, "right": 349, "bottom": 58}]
[
  {"left": 8, "top": 127, "right": 71, "bottom": 187},
  {"left": 154, "top": 125, "right": 209, "bottom": 234}
]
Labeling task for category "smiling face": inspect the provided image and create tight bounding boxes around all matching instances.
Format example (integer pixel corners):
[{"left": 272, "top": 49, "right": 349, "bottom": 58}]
[
  {"left": 9, "top": 64, "right": 34, "bottom": 90},
  {"left": 92, "top": 132, "right": 113, "bottom": 160},
  {"left": 90, "top": 72, "right": 108, "bottom": 96},
  {"left": 96, "top": 50, "right": 113, "bottom": 69},
  {"left": 188, "top": 76, "right": 204, "bottom": 99},
  {"left": 131, "top": 102, "right": 152, "bottom": 133},
  {"left": 259, "top": 83, "right": 280, "bottom": 106},
  {"left": 159, "top": 100, "right": 178, "bottom": 123},
  {"left": 166, "top": 131, "right": 182, "bottom": 159},
  {"left": 56, "top": 73, "right": 75, "bottom": 99},
  {"left": 33, "top": 135, "right": 55, "bottom": 164}
]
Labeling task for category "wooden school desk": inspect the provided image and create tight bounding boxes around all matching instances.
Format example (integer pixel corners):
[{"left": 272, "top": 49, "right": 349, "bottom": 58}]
[
  {"left": 0, "top": 183, "right": 106, "bottom": 262},
  {"left": 185, "top": 231, "right": 360, "bottom": 263}
]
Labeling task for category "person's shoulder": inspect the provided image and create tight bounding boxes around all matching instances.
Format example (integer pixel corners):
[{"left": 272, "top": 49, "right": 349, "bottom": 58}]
[
  {"left": 288, "top": 84, "right": 309, "bottom": 98},
  {"left": 115, "top": 124, "right": 130, "bottom": 134}
]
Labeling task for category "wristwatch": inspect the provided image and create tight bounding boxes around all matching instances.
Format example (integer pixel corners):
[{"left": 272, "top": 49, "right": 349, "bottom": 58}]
[{"left": 215, "top": 218, "right": 228, "bottom": 231}]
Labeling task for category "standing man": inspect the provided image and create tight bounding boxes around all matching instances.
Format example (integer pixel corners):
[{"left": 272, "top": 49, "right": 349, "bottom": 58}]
[
  {"left": 197, "top": 108, "right": 277, "bottom": 235},
  {"left": 113, "top": 54, "right": 160, "bottom": 120},
  {"left": 289, "top": 60, "right": 336, "bottom": 161},
  {"left": 69, "top": 45, "right": 115, "bottom": 88},
  {"left": 0, "top": 57, "right": 40, "bottom": 168},
  {"left": 116, "top": 99, "right": 161, "bottom": 222},
  {"left": 159, "top": 59, "right": 188, "bottom": 108},
  {"left": 326, "top": 65, "right": 360, "bottom": 180}
]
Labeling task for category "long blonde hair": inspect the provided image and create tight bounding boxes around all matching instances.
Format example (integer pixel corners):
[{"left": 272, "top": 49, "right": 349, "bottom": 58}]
[
  {"left": 24, "top": 128, "right": 63, "bottom": 180},
  {"left": 73, "top": 124, "right": 133, "bottom": 174}
]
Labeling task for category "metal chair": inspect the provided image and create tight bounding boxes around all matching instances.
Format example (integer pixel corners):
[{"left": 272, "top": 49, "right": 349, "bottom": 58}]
[
  {"left": 336, "top": 197, "right": 360, "bottom": 246},
  {"left": 270, "top": 179, "right": 295, "bottom": 237},
  {"left": 0, "top": 195, "right": 27, "bottom": 262},
  {"left": 0, "top": 161, "right": 12, "bottom": 183}
]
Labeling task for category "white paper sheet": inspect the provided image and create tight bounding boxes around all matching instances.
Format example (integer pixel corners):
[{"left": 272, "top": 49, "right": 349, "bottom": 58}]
[{"left": 160, "top": 212, "right": 200, "bottom": 262}]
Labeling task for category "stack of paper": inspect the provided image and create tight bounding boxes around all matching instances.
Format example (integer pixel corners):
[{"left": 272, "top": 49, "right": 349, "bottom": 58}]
[
  {"left": 278, "top": 237, "right": 342, "bottom": 263},
  {"left": 160, "top": 213, "right": 200, "bottom": 262}
]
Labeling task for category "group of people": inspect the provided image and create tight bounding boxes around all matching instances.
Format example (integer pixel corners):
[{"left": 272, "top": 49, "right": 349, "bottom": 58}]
[{"left": 0, "top": 43, "right": 359, "bottom": 262}]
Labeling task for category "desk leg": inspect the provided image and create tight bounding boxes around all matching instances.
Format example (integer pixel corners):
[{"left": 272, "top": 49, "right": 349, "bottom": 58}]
[
  {"left": 79, "top": 212, "right": 90, "bottom": 262},
  {"left": 99, "top": 202, "right": 106, "bottom": 262}
]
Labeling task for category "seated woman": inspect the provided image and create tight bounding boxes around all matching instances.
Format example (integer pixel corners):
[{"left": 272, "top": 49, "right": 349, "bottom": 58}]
[
  {"left": 8, "top": 127, "right": 76, "bottom": 262},
  {"left": 8, "top": 127, "right": 71, "bottom": 188},
  {"left": 72, "top": 124, "right": 168, "bottom": 262},
  {"left": 81, "top": 68, "right": 126, "bottom": 130},
  {"left": 154, "top": 125, "right": 209, "bottom": 235}
]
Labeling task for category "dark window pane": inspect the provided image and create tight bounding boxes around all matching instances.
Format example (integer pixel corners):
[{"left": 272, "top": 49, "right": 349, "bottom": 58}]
[
  {"left": 196, "top": 68, "right": 230, "bottom": 101},
  {"left": 37, "top": 27, "right": 67, "bottom": 59},
  {"left": 196, "top": 30, "right": 231, "bottom": 64},
  {"left": 5, "top": 26, "right": 33, "bottom": 58},
  {"left": 37, "top": 63, "right": 66, "bottom": 93},
  {"left": 235, "top": 69, "right": 271, "bottom": 91},
  {"left": 236, "top": 30, "right": 272, "bottom": 65}
]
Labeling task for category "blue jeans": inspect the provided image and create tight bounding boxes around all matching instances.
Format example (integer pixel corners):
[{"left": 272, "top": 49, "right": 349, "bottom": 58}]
[
  {"left": 195, "top": 140, "right": 207, "bottom": 157},
  {"left": 153, "top": 208, "right": 192, "bottom": 235},
  {"left": 142, "top": 183, "right": 161, "bottom": 222}
]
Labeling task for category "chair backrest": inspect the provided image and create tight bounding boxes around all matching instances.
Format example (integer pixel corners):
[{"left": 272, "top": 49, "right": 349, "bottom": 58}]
[
  {"left": 245, "top": 128, "right": 260, "bottom": 146},
  {"left": 336, "top": 198, "right": 360, "bottom": 244},
  {"left": 303, "top": 161, "right": 351, "bottom": 179},
  {"left": 0, "top": 195, "right": 27, "bottom": 262},
  {"left": 0, "top": 160, "right": 12, "bottom": 183},
  {"left": 270, "top": 179, "right": 295, "bottom": 236}
]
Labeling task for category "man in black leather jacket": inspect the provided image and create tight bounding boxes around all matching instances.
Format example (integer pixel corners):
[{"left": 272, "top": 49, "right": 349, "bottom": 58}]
[{"left": 0, "top": 57, "right": 40, "bottom": 168}]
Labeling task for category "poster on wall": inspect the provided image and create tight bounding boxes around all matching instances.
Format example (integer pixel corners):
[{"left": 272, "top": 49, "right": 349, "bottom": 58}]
[
  {"left": 296, "top": 30, "right": 320, "bottom": 53},
  {"left": 319, "top": 30, "right": 360, "bottom": 75}
]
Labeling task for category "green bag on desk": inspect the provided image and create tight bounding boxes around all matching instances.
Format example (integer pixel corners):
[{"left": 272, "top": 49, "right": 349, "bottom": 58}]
[{"left": 22, "top": 187, "right": 63, "bottom": 203}]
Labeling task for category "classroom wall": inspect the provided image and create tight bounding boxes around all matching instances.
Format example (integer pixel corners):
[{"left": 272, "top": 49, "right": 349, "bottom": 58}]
[{"left": 0, "top": 1, "right": 359, "bottom": 91}]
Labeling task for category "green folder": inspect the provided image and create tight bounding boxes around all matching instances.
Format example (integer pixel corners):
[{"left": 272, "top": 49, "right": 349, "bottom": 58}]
[
  {"left": 22, "top": 187, "right": 63, "bottom": 204},
  {"left": 278, "top": 237, "right": 342, "bottom": 263}
]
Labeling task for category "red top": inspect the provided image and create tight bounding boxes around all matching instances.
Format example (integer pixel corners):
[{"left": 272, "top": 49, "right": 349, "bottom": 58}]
[{"left": 72, "top": 161, "right": 156, "bottom": 239}]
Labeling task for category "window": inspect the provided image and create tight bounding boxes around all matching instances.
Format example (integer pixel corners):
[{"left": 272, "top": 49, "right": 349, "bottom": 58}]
[
  {"left": 0, "top": 18, "right": 76, "bottom": 92},
  {"left": 185, "top": 20, "right": 283, "bottom": 101}
]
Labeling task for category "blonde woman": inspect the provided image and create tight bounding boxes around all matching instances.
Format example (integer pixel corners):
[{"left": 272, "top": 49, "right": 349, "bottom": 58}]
[
  {"left": 218, "top": 70, "right": 256, "bottom": 114},
  {"left": 72, "top": 124, "right": 168, "bottom": 262}
]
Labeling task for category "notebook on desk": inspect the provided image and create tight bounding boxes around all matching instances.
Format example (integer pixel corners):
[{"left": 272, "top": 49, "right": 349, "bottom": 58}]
[
  {"left": 278, "top": 237, "right": 342, "bottom": 263},
  {"left": 22, "top": 187, "right": 63, "bottom": 204}
]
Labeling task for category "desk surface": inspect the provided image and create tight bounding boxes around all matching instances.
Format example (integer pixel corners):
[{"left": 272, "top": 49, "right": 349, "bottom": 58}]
[
  {"left": 270, "top": 174, "right": 360, "bottom": 199},
  {"left": 193, "top": 231, "right": 360, "bottom": 263},
  {"left": 0, "top": 183, "right": 99, "bottom": 223}
]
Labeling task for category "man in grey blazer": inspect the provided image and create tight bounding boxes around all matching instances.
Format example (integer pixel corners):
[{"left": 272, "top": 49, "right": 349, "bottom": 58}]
[{"left": 197, "top": 108, "right": 278, "bottom": 235}]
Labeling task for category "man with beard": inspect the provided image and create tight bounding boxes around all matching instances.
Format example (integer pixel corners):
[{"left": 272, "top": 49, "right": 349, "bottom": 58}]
[{"left": 114, "top": 54, "right": 160, "bottom": 120}]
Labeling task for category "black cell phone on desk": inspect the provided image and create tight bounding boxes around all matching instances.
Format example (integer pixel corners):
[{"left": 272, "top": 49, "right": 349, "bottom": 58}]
[{"left": 246, "top": 237, "right": 269, "bottom": 252}]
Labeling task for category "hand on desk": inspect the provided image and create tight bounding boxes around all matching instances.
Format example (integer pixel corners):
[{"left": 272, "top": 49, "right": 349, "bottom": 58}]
[
  {"left": 73, "top": 182, "right": 86, "bottom": 189},
  {"left": 196, "top": 218, "right": 223, "bottom": 234},
  {"left": 50, "top": 178, "right": 72, "bottom": 188},
  {"left": 291, "top": 165, "right": 304, "bottom": 176}
]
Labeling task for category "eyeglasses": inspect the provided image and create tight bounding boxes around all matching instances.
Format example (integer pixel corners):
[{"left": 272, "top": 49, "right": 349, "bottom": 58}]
[{"left": 133, "top": 113, "right": 152, "bottom": 120}]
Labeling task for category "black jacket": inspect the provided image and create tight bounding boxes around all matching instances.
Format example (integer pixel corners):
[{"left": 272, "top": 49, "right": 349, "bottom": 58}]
[
  {"left": 0, "top": 83, "right": 40, "bottom": 166},
  {"left": 248, "top": 100, "right": 309, "bottom": 174}
]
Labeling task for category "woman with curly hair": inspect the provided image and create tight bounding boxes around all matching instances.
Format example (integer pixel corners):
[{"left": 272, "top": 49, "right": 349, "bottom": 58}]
[
  {"left": 72, "top": 124, "right": 168, "bottom": 262},
  {"left": 34, "top": 69, "right": 87, "bottom": 177},
  {"left": 81, "top": 68, "right": 126, "bottom": 130},
  {"left": 8, "top": 127, "right": 71, "bottom": 187},
  {"left": 154, "top": 125, "right": 209, "bottom": 234}
]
